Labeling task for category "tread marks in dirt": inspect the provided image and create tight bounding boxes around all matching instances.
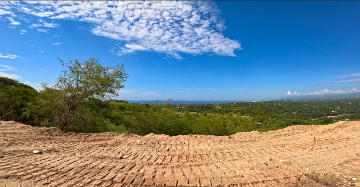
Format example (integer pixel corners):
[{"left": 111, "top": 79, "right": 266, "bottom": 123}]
[{"left": 0, "top": 121, "right": 360, "bottom": 186}]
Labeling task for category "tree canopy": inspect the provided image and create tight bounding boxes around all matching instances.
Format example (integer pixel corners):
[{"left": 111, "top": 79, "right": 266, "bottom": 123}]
[{"left": 26, "top": 58, "right": 128, "bottom": 129}]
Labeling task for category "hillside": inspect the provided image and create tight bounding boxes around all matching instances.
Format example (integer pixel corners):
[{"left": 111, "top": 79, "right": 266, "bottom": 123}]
[{"left": 0, "top": 121, "right": 359, "bottom": 186}]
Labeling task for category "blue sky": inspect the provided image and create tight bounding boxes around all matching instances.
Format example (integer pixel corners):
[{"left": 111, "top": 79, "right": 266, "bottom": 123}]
[{"left": 0, "top": 1, "right": 359, "bottom": 101}]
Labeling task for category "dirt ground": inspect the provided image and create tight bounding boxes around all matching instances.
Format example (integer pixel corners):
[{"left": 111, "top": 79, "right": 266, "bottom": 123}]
[{"left": 0, "top": 121, "right": 359, "bottom": 187}]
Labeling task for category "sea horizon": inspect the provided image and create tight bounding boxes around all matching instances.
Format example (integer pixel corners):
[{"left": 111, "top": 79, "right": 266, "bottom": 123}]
[{"left": 126, "top": 100, "right": 244, "bottom": 104}]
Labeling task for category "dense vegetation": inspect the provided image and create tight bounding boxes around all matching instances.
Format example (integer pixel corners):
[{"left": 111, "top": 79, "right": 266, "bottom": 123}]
[{"left": 1, "top": 59, "right": 360, "bottom": 136}]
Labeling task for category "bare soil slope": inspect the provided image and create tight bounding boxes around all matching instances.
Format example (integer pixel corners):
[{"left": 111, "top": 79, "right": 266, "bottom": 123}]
[{"left": 0, "top": 121, "right": 359, "bottom": 187}]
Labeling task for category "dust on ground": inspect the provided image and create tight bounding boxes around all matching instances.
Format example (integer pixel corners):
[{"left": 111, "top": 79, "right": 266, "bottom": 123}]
[{"left": 0, "top": 120, "right": 359, "bottom": 186}]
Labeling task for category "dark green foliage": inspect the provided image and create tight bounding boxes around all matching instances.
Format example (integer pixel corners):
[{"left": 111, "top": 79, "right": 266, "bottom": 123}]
[{"left": 0, "top": 77, "right": 38, "bottom": 123}]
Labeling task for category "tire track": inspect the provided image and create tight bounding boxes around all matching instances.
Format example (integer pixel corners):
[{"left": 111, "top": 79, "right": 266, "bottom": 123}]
[{"left": 1, "top": 121, "right": 360, "bottom": 186}]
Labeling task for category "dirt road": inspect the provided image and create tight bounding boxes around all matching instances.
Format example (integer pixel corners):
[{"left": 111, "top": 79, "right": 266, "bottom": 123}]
[{"left": 0, "top": 121, "right": 359, "bottom": 186}]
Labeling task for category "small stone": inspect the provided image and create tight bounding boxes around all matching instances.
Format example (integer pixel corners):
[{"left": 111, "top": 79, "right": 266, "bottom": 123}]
[
  {"left": 78, "top": 156, "right": 81, "bottom": 158},
  {"left": 33, "top": 150, "right": 42, "bottom": 154},
  {"left": 0, "top": 155, "right": 4, "bottom": 158},
  {"left": 352, "top": 178, "right": 357, "bottom": 181},
  {"left": 279, "top": 160, "right": 289, "bottom": 166},
  {"left": 268, "top": 158, "right": 273, "bottom": 161},
  {"left": 264, "top": 162, "right": 268, "bottom": 166}
]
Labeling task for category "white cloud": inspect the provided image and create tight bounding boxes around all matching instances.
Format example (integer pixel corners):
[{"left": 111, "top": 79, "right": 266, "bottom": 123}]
[
  {"left": 0, "top": 9, "right": 12, "bottom": 16},
  {"left": 40, "top": 51, "right": 44, "bottom": 52},
  {"left": 0, "top": 53, "right": 18, "bottom": 59},
  {"left": 144, "top": 91, "right": 156, "bottom": 94},
  {"left": 0, "top": 72, "right": 21, "bottom": 79},
  {"left": 209, "top": 88, "right": 216, "bottom": 91},
  {"left": 32, "top": 83, "right": 44, "bottom": 91},
  {"left": 30, "top": 19, "right": 59, "bottom": 28},
  {"left": 334, "top": 72, "right": 360, "bottom": 78},
  {"left": 333, "top": 72, "right": 360, "bottom": 83},
  {"left": 285, "top": 91, "right": 302, "bottom": 96},
  {"left": 0, "top": 65, "right": 16, "bottom": 71},
  {"left": 51, "top": 42, "right": 61, "bottom": 45},
  {"left": 20, "top": 29, "right": 26, "bottom": 35},
  {"left": 336, "top": 78, "right": 360, "bottom": 83},
  {"left": 118, "top": 89, "right": 135, "bottom": 95},
  {"left": 120, "top": 44, "right": 147, "bottom": 54},
  {"left": 6, "top": 16, "right": 20, "bottom": 25},
  {"left": 37, "top": 29, "right": 48, "bottom": 33},
  {"left": 305, "top": 88, "right": 360, "bottom": 96},
  {"left": 3, "top": 1, "right": 241, "bottom": 59}
]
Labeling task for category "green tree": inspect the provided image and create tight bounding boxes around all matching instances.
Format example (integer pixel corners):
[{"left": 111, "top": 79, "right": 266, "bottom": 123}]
[
  {"left": 26, "top": 58, "right": 128, "bottom": 130},
  {"left": 0, "top": 77, "right": 38, "bottom": 123}
]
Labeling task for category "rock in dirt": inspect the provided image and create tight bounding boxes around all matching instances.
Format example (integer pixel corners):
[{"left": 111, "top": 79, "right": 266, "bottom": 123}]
[{"left": 33, "top": 150, "right": 42, "bottom": 154}]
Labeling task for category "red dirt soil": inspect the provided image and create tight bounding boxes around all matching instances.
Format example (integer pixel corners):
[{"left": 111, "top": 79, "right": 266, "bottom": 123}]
[{"left": 0, "top": 120, "right": 359, "bottom": 187}]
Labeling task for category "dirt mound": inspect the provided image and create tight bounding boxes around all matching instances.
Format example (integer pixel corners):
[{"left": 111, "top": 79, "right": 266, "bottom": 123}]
[{"left": 1, "top": 121, "right": 360, "bottom": 187}]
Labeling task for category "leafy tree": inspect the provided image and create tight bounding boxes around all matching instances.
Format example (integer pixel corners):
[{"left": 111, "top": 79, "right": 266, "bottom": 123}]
[
  {"left": 0, "top": 77, "right": 38, "bottom": 123},
  {"left": 26, "top": 58, "right": 128, "bottom": 130}
]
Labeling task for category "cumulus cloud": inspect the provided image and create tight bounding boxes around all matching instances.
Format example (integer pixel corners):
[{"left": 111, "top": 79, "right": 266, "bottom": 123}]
[
  {"left": 0, "top": 65, "right": 16, "bottom": 71},
  {"left": 305, "top": 88, "right": 360, "bottom": 96},
  {"left": 2, "top": 1, "right": 241, "bottom": 58},
  {"left": 0, "top": 53, "right": 18, "bottom": 59},
  {"left": 0, "top": 72, "right": 21, "bottom": 79},
  {"left": 0, "top": 2, "right": 12, "bottom": 17},
  {"left": 285, "top": 91, "right": 301, "bottom": 96}
]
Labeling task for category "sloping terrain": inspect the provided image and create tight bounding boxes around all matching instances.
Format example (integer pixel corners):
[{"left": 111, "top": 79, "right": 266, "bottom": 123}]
[{"left": 0, "top": 120, "right": 359, "bottom": 187}]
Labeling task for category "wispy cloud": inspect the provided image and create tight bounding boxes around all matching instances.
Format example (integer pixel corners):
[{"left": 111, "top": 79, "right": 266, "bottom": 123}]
[
  {"left": 332, "top": 72, "right": 360, "bottom": 83},
  {"left": 144, "top": 91, "right": 156, "bottom": 95},
  {"left": 37, "top": 29, "right": 48, "bottom": 33},
  {"left": 30, "top": 19, "right": 59, "bottom": 28},
  {"left": 0, "top": 72, "right": 21, "bottom": 79},
  {"left": 3, "top": 1, "right": 241, "bottom": 59},
  {"left": 20, "top": 29, "right": 26, "bottom": 35},
  {"left": 118, "top": 89, "right": 135, "bottom": 94},
  {"left": 336, "top": 78, "right": 360, "bottom": 83},
  {"left": 0, "top": 65, "right": 16, "bottom": 71},
  {"left": 333, "top": 72, "right": 360, "bottom": 78},
  {"left": 50, "top": 42, "right": 61, "bottom": 45},
  {"left": 0, "top": 53, "right": 18, "bottom": 59},
  {"left": 6, "top": 16, "right": 20, "bottom": 25}
]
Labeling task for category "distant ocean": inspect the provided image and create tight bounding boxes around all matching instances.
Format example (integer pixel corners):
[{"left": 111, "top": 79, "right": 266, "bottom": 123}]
[{"left": 127, "top": 100, "right": 240, "bottom": 104}]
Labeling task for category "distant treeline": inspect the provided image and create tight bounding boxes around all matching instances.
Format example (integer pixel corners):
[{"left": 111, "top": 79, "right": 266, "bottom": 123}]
[{"left": 1, "top": 76, "right": 360, "bottom": 136}]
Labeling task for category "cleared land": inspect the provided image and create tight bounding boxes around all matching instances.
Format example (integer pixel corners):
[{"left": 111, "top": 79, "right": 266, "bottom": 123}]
[{"left": 0, "top": 121, "right": 359, "bottom": 187}]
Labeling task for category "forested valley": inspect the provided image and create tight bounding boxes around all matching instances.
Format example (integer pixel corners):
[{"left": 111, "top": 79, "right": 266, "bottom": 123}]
[
  {"left": 2, "top": 75, "right": 360, "bottom": 136},
  {"left": 1, "top": 58, "right": 360, "bottom": 136}
]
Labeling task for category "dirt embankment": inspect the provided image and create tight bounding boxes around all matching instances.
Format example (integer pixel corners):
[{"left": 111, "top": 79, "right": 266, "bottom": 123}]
[{"left": 0, "top": 120, "right": 359, "bottom": 187}]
